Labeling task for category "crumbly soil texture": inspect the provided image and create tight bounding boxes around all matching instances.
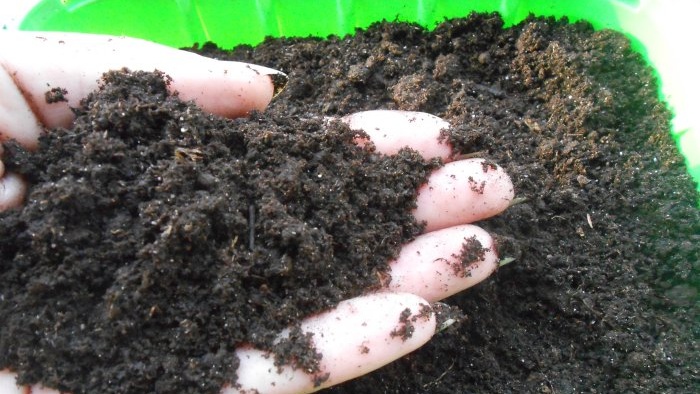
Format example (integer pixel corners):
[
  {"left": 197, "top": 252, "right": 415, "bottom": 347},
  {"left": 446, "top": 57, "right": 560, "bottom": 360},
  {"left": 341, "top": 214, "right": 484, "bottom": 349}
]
[{"left": 2, "top": 12, "right": 699, "bottom": 394}]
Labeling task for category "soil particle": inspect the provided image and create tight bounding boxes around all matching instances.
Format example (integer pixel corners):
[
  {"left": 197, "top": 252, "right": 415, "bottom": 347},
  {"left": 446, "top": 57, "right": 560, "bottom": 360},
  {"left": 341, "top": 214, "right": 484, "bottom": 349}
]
[
  {"left": 273, "top": 326, "right": 327, "bottom": 386},
  {"left": 389, "top": 308, "right": 416, "bottom": 341},
  {"left": 390, "top": 304, "right": 433, "bottom": 341},
  {"left": 1, "top": 11, "right": 699, "bottom": 394},
  {"left": 44, "top": 87, "right": 69, "bottom": 103},
  {"left": 432, "top": 302, "right": 466, "bottom": 333},
  {"left": 390, "top": 304, "right": 434, "bottom": 342},
  {"left": 451, "top": 236, "right": 488, "bottom": 277}
]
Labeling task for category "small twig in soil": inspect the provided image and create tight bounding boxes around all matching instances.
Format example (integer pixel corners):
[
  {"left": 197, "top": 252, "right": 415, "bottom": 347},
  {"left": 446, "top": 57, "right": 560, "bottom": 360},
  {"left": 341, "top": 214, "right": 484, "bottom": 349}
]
[
  {"left": 508, "top": 196, "right": 528, "bottom": 207},
  {"left": 422, "top": 359, "right": 456, "bottom": 389},
  {"left": 452, "top": 150, "right": 489, "bottom": 161}
]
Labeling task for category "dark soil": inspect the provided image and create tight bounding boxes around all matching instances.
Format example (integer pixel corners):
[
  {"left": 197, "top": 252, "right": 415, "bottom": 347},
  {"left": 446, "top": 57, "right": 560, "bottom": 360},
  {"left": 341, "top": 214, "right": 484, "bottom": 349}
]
[{"left": 2, "top": 12, "right": 699, "bottom": 394}]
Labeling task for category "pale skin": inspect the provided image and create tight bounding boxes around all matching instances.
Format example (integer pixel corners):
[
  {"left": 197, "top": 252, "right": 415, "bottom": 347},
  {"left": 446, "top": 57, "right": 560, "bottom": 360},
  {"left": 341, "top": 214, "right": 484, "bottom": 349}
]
[{"left": 0, "top": 33, "right": 514, "bottom": 394}]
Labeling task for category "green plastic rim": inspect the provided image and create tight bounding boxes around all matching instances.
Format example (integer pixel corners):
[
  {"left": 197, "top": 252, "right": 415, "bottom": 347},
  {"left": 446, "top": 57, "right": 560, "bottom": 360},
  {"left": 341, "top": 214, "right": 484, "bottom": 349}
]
[{"left": 18, "top": 0, "right": 700, "bottom": 198}]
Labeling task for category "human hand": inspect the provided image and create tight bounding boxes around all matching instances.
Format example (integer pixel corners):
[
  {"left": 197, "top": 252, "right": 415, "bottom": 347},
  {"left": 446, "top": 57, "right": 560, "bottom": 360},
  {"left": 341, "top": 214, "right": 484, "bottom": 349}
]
[
  {"left": 0, "top": 32, "right": 284, "bottom": 210},
  {"left": 0, "top": 33, "right": 513, "bottom": 393}
]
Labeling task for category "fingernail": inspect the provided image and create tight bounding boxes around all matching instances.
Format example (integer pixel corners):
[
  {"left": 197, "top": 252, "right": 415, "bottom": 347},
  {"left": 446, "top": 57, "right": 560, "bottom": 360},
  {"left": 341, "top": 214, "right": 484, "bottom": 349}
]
[{"left": 246, "top": 64, "right": 288, "bottom": 98}]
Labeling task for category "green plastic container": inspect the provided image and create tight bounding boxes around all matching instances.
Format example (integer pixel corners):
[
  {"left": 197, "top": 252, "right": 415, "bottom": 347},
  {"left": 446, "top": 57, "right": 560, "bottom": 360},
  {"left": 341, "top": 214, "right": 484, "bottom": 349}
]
[{"left": 19, "top": 0, "right": 700, "bottom": 197}]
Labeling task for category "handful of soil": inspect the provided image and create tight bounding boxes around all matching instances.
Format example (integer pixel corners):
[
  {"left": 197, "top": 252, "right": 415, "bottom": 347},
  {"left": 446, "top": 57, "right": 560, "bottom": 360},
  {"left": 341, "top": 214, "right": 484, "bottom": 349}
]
[{"left": 0, "top": 70, "right": 438, "bottom": 393}]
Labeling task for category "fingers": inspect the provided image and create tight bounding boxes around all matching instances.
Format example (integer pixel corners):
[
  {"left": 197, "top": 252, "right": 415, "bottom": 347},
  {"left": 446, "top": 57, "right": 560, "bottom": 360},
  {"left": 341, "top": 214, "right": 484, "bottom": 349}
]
[
  {"left": 387, "top": 224, "right": 499, "bottom": 302},
  {"left": 0, "top": 370, "right": 54, "bottom": 394},
  {"left": 0, "top": 63, "right": 41, "bottom": 148},
  {"left": 341, "top": 110, "right": 452, "bottom": 161},
  {"left": 340, "top": 111, "right": 514, "bottom": 231},
  {"left": 0, "top": 370, "right": 24, "bottom": 394},
  {"left": 228, "top": 293, "right": 435, "bottom": 394},
  {"left": 339, "top": 110, "right": 511, "bottom": 302},
  {"left": 0, "top": 64, "right": 37, "bottom": 210},
  {"left": 0, "top": 32, "right": 285, "bottom": 149},
  {"left": 414, "top": 158, "right": 514, "bottom": 232}
]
